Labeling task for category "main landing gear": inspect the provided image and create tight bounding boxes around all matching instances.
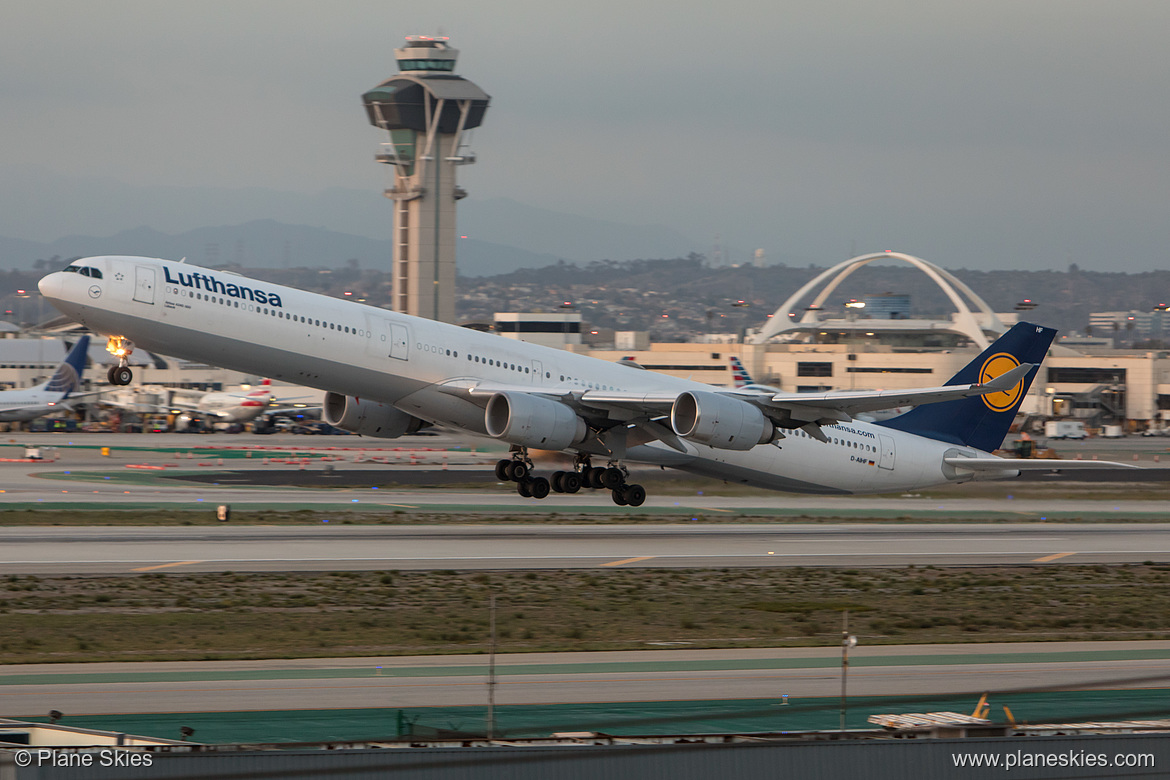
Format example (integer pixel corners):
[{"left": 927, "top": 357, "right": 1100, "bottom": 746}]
[
  {"left": 105, "top": 336, "right": 134, "bottom": 386},
  {"left": 493, "top": 451, "right": 646, "bottom": 507}
]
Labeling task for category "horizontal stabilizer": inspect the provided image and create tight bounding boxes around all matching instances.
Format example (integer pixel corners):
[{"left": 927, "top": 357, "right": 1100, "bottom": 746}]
[{"left": 943, "top": 457, "right": 1140, "bottom": 470}]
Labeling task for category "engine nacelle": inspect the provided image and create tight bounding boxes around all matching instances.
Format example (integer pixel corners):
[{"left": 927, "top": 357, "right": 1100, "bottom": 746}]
[
  {"left": 670, "top": 390, "right": 773, "bottom": 451},
  {"left": 323, "top": 392, "right": 425, "bottom": 438},
  {"left": 485, "top": 392, "right": 587, "bottom": 450}
]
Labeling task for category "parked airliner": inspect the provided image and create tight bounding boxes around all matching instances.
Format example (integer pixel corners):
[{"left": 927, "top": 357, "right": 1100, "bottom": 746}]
[
  {"left": 38, "top": 257, "right": 1132, "bottom": 505},
  {"left": 102, "top": 379, "right": 288, "bottom": 428},
  {"left": 0, "top": 335, "right": 90, "bottom": 422}
]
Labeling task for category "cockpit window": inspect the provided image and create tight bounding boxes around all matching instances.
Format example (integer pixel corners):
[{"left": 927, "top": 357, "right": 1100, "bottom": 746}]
[{"left": 67, "top": 266, "right": 103, "bottom": 278}]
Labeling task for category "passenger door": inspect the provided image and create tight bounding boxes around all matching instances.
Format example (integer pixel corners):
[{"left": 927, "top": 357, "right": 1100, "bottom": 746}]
[
  {"left": 390, "top": 323, "right": 409, "bottom": 361},
  {"left": 877, "top": 434, "right": 896, "bottom": 470},
  {"left": 133, "top": 266, "right": 155, "bottom": 305}
]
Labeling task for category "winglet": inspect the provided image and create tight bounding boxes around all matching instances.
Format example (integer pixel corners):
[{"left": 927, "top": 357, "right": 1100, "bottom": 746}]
[{"left": 979, "top": 362, "right": 1033, "bottom": 392}]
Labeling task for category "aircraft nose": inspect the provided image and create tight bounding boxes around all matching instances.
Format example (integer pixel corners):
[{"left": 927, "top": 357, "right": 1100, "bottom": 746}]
[{"left": 38, "top": 271, "right": 63, "bottom": 301}]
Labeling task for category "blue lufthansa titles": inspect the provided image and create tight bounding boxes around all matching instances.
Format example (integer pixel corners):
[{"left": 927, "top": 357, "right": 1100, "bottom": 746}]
[{"left": 163, "top": 266, "right": 283, "bottom": 307}]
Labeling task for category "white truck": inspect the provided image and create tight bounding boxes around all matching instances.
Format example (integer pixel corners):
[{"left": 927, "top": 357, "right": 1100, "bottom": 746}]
[{"left": 1045, "top": 420, "right": 1087, "bottom": 440}]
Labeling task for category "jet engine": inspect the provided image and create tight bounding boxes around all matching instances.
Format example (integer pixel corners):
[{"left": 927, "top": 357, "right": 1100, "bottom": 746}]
[
  {"left": 670, "top": 390, "right": 773, "bottom": 451},
  {"left": 485, "top": 392, "right": 587, "bottom": 451},
  {"left": 323, "top": 393, "right": 426, "bottom": 438}
]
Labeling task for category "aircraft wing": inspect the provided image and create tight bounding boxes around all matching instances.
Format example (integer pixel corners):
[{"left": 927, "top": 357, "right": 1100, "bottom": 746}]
[
  {"left": 944, "top": 457, "right": 1140, "bottom": 470},
  {"left": 750, "top": 362, "right": 1035, "bottom": 420},
  {"left": 59, "top": 390, "right": 107, "bottom": 404},
  {"left": 448, "top": 365, "right": 1036, "bottom": 452}
]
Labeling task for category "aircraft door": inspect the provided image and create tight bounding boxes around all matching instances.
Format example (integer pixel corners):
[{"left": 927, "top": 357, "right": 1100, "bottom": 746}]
[
  {"left": 390, "top": 323, "right": 409, "bottom": 361},
  {"left": 877, "top": 434, "right": 896, "bottom": 470},
  {"left": 531, "top": 360, "right": 542, "bottom": 384},
  {"left": 133, "top": 266, "right": 155, "bottom": 304}
]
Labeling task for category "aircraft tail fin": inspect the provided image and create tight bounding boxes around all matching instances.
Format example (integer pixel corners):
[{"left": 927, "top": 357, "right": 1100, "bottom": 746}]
[
  {"left": 877, "top": 323, "right": 1056, "bottom": 452},
  {"left": 729, "top": 357, "right": 753, "bottom": 388},
  {"left": 43, "top": 335, "right": 90, "bottom": 397}
]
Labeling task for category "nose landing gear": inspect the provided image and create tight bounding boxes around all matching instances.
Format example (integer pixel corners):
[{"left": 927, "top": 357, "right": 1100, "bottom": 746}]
[{"left": 105, "top": 336, "right": 135, "bottom": 386}]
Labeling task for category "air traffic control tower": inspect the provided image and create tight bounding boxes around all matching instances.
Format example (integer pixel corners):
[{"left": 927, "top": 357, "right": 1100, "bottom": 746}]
[{"left": 362, "top": 36, "right": 490, "bottom": 323}]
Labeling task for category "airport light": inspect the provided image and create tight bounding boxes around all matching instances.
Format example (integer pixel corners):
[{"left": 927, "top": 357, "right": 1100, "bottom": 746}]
[{"left": 840, "top": 611, "right": 857, "bottom": 733}]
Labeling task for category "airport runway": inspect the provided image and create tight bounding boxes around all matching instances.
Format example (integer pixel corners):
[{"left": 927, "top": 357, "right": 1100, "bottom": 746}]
[
  {"left": 2, "top": 641, "right": 1168, "bottom": 716},
  {"left": 3, "top": 522, "right": 1170, "bottom": 574}
]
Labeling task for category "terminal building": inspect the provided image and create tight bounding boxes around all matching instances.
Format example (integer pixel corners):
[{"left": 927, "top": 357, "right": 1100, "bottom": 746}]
[{"left": 557, "top": 254, "right": 1170, "bottom": 431}]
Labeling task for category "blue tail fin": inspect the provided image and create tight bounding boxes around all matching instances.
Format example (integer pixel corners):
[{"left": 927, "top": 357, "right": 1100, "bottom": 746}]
[
  {"left": 877, "top": 323, "right": 1056, "bottom": 452},
  {"left": 43, "top": 335, "right": 90, "bottom": 397}
]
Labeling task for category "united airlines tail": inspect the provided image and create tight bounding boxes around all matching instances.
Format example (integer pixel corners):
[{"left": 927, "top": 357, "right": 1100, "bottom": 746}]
[
  {"left": 41, "top": 335, "right": 90, "bottom": 397},
  {"left": 878, "top": 323, "right": 1056, "bottom": 452}
]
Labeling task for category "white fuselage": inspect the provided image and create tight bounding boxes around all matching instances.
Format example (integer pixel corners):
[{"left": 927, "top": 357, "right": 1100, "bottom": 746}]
[
  {"left": 195, "top": 389, "right": 272, "bottom": 422},
  {"left": 0, "top": 388, "right": 71, "bottom": 422},
  {"left": 39, "top": 257, "right": 1001, "bottom": 495}
]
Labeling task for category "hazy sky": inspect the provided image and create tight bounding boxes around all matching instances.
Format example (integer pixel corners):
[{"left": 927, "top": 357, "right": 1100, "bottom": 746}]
[{"left": 5, "top": 0, "right": 1170, "bottom": 270}]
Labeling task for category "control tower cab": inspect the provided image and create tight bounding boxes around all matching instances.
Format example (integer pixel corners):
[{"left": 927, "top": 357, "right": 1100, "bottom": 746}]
[{"left": 362, "top": 36, "right": 490, "bottom": 323}]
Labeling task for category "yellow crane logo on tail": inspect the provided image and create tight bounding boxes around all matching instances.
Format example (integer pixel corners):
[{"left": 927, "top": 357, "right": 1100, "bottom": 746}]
[{"left": 979, "top": 353, "right": 1024, "bottom": 412}]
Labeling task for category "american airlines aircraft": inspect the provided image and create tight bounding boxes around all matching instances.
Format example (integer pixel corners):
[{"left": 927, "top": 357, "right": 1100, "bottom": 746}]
[
  {"left": 38, "top": 257, "right": 1131, "bottom": 506},
  {"left": 103, "top": 379, "right": 281, "bottom": 428},
  {"left": 0, "top": 335, "right": 90, "bottom": 422}
]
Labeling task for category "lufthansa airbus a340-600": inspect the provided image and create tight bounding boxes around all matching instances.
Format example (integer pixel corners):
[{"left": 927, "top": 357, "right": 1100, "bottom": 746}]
[{"left": 38, "top": 256, "right": 1133, "bottom": 506}]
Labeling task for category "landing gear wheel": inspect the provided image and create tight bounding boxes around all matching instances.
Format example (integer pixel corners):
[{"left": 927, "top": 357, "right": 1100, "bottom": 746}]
[
  {"left": 495, "top": 460, "right": 512, "bottom": 482},
  {"left": 507, "top": 461, "right": 530, "bottom": 481},
  {"left": 112, "top": 366, "right": 133, "bottom": 386},
  {"left": 561, "top": 472, "right": 582, "bottom": 494},
  {"left": 586, "top": 467, "right": 606, "bottom": 489},
  {"left": 601, "top": 467, "right": 624, "bottom": 490},
  {"left": 529, "top": 476, "right": 550, "bottom": 500},
  {"left": 550, "top": 471, "right": 566, "bottom": 493},
  {"left": 611, "top": 488, "right": 629, "bottom": 506},
  {"left": 517, "top": 478, "right": 533, "bottom": 498},
  {"left": 106, "top": 366, "right": 118, "bottom": 385},
  {"left": 621, "top": 484, "right": 646, "bottom": 507}
]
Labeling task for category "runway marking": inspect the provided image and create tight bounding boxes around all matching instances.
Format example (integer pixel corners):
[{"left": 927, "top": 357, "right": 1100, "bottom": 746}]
[
  {"left": 6, "top": 664, "right": 1169, "bottom": 705},
  {"left": 691, "top": 506, "right": 733, "bottom": 513},
  {"left": 131, "top": 560, "right": 204, "bottom": 572},
  {"left": 600, "top": 556, "right": 657, "bottom": 567},
  {"left": 1033, "top": 552, "right": 1077, "bottom": 563},
  {"left": 382, "top": 503, "right": 419, "bottom": 508}
]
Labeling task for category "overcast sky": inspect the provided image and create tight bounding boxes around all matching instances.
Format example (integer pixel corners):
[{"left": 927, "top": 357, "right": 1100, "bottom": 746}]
[{"left": 5, "top": 0, "right": 1170, "bottom": 270}]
